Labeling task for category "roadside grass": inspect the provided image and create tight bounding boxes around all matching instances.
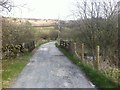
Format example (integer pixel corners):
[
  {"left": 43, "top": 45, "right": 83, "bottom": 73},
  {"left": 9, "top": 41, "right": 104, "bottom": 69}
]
[
  {"left": 2, "top": 52, "right": 32, "bottom": 88},
  {"left": 56, "top": 44, "right": 119, "bottom": 89},
  {"left": 2, "top": 41, "right": 48, "bottom": 88}
]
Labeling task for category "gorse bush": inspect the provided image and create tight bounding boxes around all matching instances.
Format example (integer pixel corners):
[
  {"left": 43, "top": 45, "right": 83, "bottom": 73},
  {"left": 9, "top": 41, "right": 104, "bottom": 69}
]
[
  {"left": 2, "top": 18, "right": 35, "bottom": 46},
  {"left": 2, "top": 17, "right": 57, "bottom": 58},
  {"left": 2, "top": 17, "right": 35, "bottom": 58}
]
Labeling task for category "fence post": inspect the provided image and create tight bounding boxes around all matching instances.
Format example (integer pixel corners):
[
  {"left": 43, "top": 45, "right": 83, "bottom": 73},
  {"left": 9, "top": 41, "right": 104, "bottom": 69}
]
[
  {"left": 81, "top": 43, "right": 84, "bottom": 61},
  {"left": 74, "top": 42, "right": 76, "bottom": 54},
  {"left": 96, "top": 45, "right": 100, "bottom": 70}
]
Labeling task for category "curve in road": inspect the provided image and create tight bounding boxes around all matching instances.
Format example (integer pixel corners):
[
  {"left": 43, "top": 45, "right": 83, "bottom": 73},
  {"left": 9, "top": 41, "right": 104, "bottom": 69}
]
[{"left": 11, "top": 42, "right": 95, "bottom": 88}]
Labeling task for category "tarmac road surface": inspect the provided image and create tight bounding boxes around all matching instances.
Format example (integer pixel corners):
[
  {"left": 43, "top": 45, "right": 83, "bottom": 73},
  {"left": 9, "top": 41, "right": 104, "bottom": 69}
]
[{"left": 11, "top": 42, "right": 95, "bottom": 88}]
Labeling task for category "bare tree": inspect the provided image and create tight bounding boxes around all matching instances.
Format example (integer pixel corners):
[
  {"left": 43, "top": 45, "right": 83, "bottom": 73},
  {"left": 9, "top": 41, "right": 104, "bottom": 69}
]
[
  {"left": 62, "top": 0, "right": 117, "bottom": 62},
  {"left": 0, "top": 0, "right": 14, "bottom": 12}
]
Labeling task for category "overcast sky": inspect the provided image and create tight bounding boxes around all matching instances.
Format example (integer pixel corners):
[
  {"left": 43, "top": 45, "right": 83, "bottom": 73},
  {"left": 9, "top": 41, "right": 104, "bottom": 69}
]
[
  {"left": 4, "top": 0, "right": 75, "bottom": 20},
  {"left": 2, "top": 0, "right": 118, "bottom": 20}
]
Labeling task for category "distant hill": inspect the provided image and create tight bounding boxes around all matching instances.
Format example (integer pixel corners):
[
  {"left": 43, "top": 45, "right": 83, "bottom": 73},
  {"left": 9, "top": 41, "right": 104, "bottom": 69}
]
[{"left": 2, "top": 17, "right": 59, "bottom": 27}]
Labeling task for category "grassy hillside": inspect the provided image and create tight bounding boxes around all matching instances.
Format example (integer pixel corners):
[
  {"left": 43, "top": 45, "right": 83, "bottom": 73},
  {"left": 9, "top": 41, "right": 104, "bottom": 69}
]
[{"left": 2, "top": 17, "right": 58, "bottom": 27}]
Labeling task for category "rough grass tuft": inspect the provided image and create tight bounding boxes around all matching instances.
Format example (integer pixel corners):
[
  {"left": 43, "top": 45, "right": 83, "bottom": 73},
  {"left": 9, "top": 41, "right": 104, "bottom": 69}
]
[
  {"left": 56, "top": 43, "right": 119, "bottom": 89},
  {"left": 2, "top": 52, "right": 32, "bottom": 88}
]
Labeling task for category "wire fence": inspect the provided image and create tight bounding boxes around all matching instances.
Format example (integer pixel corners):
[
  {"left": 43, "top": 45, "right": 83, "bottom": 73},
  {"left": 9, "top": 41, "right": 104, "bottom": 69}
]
[{"left": 59, "top": 39, "right": 119, "bottom": 85}]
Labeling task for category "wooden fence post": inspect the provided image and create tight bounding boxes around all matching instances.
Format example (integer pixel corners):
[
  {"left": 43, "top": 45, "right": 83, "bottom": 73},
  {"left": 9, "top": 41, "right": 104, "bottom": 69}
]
[
  {"left": 74, "top": 42, "right": 76, "bottom": 54},
  {"left": 96, "top": 45, "right": 100, "bottom": 70},
  {"left": 81, "top": 43, "right": 84, "bottom": 61},
  {"left": 60, "top": 40, "right": 63, "bottom": 47}
]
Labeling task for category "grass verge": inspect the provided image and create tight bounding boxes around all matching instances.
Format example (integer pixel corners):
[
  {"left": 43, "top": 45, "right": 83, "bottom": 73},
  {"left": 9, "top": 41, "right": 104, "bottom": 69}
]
[
  {"left": 56, "top": 44, "right": 119, "bottom": 89},
  {"left": 2, "top": 41, "right": 48, "bottom": 88},
  {"left": 2, "top": 52, "right": 32, "bottom": 88}
]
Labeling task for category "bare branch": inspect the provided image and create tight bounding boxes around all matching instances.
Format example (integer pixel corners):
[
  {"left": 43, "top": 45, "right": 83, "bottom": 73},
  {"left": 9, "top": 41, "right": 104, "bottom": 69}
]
[{"left": 0, "top": 0, "right": 14, "bottom": 12}]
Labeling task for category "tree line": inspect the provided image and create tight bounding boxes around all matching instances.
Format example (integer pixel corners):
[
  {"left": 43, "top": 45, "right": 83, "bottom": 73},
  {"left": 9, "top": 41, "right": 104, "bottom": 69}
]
[{"left": 59, "top": 0, "right": 118, "bottom": 66}]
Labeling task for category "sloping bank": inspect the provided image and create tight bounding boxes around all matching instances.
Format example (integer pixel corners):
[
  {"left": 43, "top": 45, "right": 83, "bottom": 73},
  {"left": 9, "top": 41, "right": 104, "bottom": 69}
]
[{"left": 56, "top": 43, "right": 119, "bottom": 89}]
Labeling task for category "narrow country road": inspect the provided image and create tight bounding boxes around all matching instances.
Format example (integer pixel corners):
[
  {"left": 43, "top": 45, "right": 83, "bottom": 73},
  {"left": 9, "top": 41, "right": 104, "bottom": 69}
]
[{"left": 11, "top": 42, "right": 95, "bottom": 88}]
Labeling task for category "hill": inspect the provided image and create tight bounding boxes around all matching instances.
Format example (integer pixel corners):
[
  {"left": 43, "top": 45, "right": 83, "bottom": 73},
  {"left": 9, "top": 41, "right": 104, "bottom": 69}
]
[{"left": 2, "top": 16, "right": 59, "bottom": 27}]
